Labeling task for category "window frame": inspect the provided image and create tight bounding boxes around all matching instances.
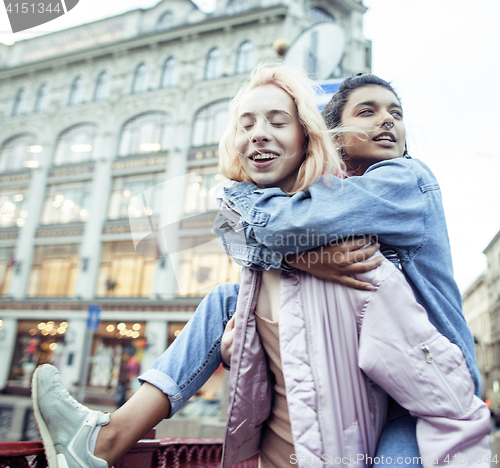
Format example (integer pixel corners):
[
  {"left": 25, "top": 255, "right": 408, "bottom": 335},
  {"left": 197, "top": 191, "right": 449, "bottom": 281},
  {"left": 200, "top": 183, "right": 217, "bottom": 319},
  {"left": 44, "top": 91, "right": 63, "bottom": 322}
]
[
  {"left": 68, "top": 76, "right": 84, "bottom": 106},
  {"left": 132, "top": 63, "right": 148, "bottom": 94},
  {"left": 205, "top": 48, "right": 221, "bottom": 81}
]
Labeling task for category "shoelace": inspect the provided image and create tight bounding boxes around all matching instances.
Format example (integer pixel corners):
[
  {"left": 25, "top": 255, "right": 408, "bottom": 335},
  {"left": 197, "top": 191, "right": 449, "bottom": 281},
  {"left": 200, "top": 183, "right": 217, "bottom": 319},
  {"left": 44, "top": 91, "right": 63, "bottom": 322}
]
[{"left": 61, "top": 387, "right": 87, "bottom": 414}]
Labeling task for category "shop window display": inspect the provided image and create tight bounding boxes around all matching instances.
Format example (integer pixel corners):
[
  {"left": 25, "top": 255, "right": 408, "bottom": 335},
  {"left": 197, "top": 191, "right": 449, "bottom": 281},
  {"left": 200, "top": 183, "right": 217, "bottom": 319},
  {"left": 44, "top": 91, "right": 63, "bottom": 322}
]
[
  {"left": 8, "top": 320, "right": 68, "bottom": 387},
  {"left": 87, "top": 321, "right": 146, "bottom": 402}
]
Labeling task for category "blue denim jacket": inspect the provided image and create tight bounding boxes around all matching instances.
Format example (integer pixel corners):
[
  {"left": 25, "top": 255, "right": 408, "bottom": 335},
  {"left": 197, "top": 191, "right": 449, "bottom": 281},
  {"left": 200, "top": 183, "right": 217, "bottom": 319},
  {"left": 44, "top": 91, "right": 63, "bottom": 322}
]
[{"left": 216, "top": 157, "right": 481, "bottom": 398}]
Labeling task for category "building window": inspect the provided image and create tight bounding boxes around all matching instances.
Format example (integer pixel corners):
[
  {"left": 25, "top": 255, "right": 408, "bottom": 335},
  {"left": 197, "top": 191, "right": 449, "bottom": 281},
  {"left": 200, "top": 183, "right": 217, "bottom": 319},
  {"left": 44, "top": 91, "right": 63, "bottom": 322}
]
[
  {"left": 118, "top": 112, "right": 170, "bottom": 157},
  {"left": 108, "top": 172, "right": 164, "bottom": 220},
  {"left": 205, "top": 48, "right": 221, "bottom": 80},
  {"left": 236, "top": 41, "right": 253, "bottom": 74},
  {"left": 28, "top": 244, "right": 79, "bottom": 297},
  {"left": 34, "top": 83, "right": 50, "bottom": 112},
  {"left": 54, "top": 124, "right": 98, "bottom": 166},
  {"left": 132, "top": 63, "right": 148, "bottom": 94},
  {"left": 184, "top": 166, "right": 224, "bottom": 214},
  {"left": 307, "top": 7, "right": 335, "bottom": 22},
  {"left": 96, "top": 240, "right": 156, "bottom": 297},
  {"left": 0, "top": 134, "right": 40, "bottom": 173},
  {"left": 94, "top": 72, "right": 109, "bottom": 101},
  {"left": 191, "top": 101, "right": 229, "bottom": 147},
  {"left": 0, "top": 247, "right": 15, "bottom": 296},
  {"left": 0, "top": 189, "right": 29, "bottom": 228},
  {"left": 226, "top": 0, "right": 247, "bottom": 15},
  {"left": 160, "top": 57, "right": 176, "bottom": 88},
  {"left": 12, "top": 88, "right": 26, "bottom": 116},
  {"left": 156, "top": 11, "right": 174, "bottom": 31},
  {"left": 68, "top": 77, "right": 84, "bottom": 106},
  {"left": 176, "top": 235, "right": 239, "bottom": 296},
  {"left": 40, "top": 181, "right": 91, "bottom": 225}
]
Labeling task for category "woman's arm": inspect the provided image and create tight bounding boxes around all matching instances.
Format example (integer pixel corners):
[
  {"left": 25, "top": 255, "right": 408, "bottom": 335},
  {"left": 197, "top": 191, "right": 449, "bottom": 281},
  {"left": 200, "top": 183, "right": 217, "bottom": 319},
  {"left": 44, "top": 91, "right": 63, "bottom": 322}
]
[
  {"left": 286, "top": 237, "right": 383, "bottom": 290},
  {"left": 218, "top": 158, "right": 428, "bottom": 267}
]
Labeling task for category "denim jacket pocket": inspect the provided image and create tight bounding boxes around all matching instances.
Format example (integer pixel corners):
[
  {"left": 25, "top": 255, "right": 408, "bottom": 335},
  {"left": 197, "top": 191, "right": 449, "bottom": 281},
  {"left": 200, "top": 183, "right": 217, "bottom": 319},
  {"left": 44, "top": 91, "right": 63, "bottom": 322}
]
[
  {"left": 231, "top": 194, "right": 270, "bottom": 226},
  {"left": 419, "top": 183, "right": 440, "bottom": 193}
]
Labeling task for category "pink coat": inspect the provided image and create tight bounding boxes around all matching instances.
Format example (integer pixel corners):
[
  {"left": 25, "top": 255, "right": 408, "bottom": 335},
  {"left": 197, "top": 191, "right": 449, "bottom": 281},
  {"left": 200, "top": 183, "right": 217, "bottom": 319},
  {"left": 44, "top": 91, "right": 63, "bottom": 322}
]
[{"left": 222, "top": 255, "right": 490, "bottom": 467}]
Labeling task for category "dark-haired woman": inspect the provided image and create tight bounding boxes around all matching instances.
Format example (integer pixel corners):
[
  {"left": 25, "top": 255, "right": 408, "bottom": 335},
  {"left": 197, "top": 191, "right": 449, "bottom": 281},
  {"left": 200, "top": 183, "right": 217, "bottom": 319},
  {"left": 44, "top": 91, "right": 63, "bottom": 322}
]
[{"left": 215, "top": 72, "right": 491, "bottom": 465}]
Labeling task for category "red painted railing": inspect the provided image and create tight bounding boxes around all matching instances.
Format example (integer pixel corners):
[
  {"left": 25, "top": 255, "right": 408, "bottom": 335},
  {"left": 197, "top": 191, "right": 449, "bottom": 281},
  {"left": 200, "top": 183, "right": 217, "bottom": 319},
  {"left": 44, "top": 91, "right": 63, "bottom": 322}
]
[{"left": 0, "top": 439, "right": 259, "bottom": 468}]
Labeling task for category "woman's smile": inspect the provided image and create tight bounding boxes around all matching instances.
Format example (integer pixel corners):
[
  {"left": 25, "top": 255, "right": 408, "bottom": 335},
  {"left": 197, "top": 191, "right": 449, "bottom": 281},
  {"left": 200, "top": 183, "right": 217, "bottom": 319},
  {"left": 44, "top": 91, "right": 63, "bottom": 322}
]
[
  {"left": 235, "top": 84, "right": 305, "bottom": 192},
  {"left": 339, "top": 85, "right": 406, "bottom": 175}
]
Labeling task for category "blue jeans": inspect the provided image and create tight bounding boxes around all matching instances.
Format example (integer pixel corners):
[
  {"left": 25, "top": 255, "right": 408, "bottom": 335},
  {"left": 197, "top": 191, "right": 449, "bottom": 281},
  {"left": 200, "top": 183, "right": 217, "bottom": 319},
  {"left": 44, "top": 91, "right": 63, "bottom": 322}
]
[
  {"left": 139, "top": 281, "right": 422, "bottom": 465},
  {"left": 139, "top": 282, "right": 239, "bottom": 417}
]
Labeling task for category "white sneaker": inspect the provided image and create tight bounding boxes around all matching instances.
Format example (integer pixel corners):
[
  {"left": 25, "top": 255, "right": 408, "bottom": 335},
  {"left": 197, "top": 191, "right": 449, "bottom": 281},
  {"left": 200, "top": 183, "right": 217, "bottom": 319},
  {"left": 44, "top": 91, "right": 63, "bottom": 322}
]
[{"left": 32, "top": 364, "right": 110, "bottom": 468}]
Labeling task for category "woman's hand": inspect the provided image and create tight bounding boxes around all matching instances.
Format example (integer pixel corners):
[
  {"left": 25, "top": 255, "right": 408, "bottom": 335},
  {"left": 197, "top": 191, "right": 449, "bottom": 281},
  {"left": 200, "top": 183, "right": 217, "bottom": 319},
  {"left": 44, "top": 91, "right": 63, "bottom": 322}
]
[
  {"left": 285, "top": 236, "right": 383, "bottom": 290},
  {"left": 221, "top": 315, "right": 236, "bottom": 367}
]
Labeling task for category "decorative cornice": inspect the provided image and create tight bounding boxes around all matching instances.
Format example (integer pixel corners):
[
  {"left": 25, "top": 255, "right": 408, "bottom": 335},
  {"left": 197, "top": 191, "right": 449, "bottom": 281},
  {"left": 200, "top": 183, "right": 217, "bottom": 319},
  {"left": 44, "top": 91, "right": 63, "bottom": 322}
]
[
  {"left": 35, "top": 223, "right": 85, "bottom": 238},
  {"left": 0, "top": 298, "right": 201, "bottom": 312},
  {"left": 0, "top": 5, "right": 288, "bottom": 78}
]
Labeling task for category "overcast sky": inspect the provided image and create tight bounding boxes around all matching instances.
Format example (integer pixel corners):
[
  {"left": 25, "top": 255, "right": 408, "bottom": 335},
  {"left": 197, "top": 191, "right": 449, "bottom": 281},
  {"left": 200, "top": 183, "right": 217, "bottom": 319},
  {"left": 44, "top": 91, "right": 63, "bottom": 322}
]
[{"left": 1, "top": 0, "right": 499, "bottom": 292}]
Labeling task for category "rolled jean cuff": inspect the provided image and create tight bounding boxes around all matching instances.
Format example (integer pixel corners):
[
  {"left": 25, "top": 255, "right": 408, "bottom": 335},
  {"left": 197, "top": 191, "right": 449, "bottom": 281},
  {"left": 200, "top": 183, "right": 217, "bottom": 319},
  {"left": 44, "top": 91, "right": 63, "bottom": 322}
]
[{"left": 139, "top": 368, "right": 183, "bottom": 418}]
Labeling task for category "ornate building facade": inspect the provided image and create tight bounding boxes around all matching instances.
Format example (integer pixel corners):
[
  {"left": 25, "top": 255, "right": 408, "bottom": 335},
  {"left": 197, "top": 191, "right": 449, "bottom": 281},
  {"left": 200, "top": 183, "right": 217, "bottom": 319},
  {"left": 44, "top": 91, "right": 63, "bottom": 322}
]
[
  {"left": 0, "top": 0, "right": 371, "bottom": 406},
  {"left": 463, "top": 229, "right": 500, "bottom": 403}
]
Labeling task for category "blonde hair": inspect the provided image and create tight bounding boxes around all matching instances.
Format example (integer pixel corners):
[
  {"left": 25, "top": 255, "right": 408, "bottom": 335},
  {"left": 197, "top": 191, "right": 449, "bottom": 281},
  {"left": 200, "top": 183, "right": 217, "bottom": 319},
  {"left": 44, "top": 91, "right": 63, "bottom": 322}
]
[{"left": 218, "top": 62, "right": 344, "bottom": 194}]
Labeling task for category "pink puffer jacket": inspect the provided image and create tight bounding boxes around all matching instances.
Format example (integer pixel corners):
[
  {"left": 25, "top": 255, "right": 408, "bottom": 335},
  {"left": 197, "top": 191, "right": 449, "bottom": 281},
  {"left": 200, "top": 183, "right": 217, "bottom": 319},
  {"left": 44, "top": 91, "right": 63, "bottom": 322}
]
[{"left": 222, "top": 255, "right": 490, "bottom": 468}]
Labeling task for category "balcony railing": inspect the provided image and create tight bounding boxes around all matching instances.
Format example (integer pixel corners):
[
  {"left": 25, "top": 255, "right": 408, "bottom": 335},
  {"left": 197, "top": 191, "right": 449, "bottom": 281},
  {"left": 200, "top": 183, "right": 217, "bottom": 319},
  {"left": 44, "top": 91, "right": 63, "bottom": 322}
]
[{"left": 0, "top": 438, "right": 259, "bottom": 468}]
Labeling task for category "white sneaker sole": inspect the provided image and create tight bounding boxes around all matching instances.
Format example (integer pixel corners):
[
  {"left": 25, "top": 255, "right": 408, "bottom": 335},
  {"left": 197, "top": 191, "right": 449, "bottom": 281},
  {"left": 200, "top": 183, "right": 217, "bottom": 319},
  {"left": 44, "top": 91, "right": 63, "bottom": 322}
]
[{"left": 32, "top": 365, "right": 60, "bottom": 468}]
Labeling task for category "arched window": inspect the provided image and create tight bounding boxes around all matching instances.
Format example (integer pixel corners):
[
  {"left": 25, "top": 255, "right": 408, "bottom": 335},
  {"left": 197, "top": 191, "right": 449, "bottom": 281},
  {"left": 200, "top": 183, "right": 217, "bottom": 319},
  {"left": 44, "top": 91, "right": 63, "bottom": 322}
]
[
  {"left": 118, "top": 112, "right": 171, "bottom": 157},
  {"left": 68, "top": 76, "right": 84, "bottom": 106},
  {"left": 94, "top": 71, "right": 109, "bottom": 101},
  {"left": 236, "top": 41, "right": 253, "bottom": 74},
  {"left": 307, "top": 7, "right": 335, "bottom": 22},
  {"left": 34, "top": 83, "right": 50, "bottom": 112},
  {"left": 191, "top": 101, "right": 229, "bottom": 147},
  {"left": 0, "top": 134, "right": 39, "bottom": 172},
  {"left": 156, "top": 11, "right": 174, "bottom": 31},
  {"left": 12, "top": 88, "right": 26, "bottom": 116},
  {"left": 227, "top": 0, "right": 247, "bottom": 14},
  {"left": 205, "top": 48, "right": 221, "bottom": 80},
  {"left": 161, "top": 57, "right": 176, "bottom": 88},
  {"left": 54, "top": 124, "right": 99, "bottom": 166},
  {"left": 132, "top": 63, "right": 148, "bottom": 94}
]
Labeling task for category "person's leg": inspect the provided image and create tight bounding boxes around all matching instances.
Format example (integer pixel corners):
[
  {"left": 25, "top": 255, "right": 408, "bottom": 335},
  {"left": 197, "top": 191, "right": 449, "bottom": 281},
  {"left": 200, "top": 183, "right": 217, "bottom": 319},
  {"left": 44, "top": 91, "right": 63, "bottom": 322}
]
[
  {"left": 97, "top": 281, "right": 240, "bottom": 465},
  {"left": 95, "top": 382, "right": 170, "bottom": 465},
  {"left": 32, "top": 282, "right": 240, "bottom": 468},
  {"left": 138, "top": 281, "right": 240, "bottom": 415},
  {"left": 374, "top": 401, "right": 422, "bottom": 468}
]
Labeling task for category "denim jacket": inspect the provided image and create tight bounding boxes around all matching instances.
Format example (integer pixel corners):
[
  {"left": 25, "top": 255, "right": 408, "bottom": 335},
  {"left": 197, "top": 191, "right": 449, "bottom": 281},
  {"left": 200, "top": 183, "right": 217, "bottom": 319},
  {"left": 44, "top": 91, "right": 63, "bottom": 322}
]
[{"left": 215, "top": 157, "right": 481, "bottom": 397}]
